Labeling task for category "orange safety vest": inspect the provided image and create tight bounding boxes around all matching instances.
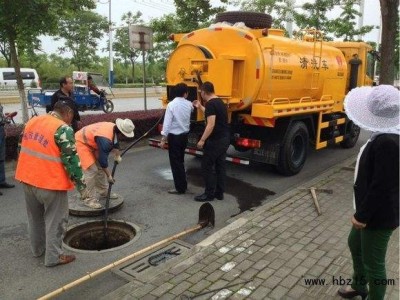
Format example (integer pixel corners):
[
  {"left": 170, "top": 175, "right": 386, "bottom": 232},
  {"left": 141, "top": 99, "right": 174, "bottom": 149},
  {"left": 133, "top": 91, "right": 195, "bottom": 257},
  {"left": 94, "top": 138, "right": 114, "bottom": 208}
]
[
  {"left": 15, "top": 115, "right": 74, "bottom": 191},
  {"left": 75, "top": 122, "right": 115, "bottom": 170}
]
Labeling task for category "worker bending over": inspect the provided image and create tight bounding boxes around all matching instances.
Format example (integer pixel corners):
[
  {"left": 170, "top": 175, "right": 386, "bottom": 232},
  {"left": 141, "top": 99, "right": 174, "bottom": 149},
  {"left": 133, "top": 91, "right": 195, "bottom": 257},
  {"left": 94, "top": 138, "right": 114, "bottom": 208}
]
[{"left": 75, "top": 119, "right": 135, "bottom": 209}]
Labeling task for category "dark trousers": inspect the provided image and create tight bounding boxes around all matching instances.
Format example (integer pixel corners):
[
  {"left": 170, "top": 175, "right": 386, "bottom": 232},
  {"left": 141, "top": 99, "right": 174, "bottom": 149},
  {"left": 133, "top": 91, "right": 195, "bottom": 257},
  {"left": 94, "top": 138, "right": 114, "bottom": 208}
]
[
  {"left": 348, "top": 226, "right": 394, "bottom": 300},
  {"left": 168, "top": 133, "right": 188, "bottom": 193},
  {"left": 202, "top": 137, "right": 230, "bottom": 197}
]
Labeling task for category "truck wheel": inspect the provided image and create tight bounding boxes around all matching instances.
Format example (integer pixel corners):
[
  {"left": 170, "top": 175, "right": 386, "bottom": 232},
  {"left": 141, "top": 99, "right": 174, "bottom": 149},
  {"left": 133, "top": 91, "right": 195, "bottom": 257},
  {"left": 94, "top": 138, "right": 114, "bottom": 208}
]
[
  {"left": 276, "top": 121, "right": 309, "bottom": 176},
  {"left": 102, "top": 100, "right": 114, "bottom": 113},
  {"left": 340, "top": 121, "right": 360, "bottom": 148},
  {"left": 215, "top": 11, "right": 273, "bottom": 29}
]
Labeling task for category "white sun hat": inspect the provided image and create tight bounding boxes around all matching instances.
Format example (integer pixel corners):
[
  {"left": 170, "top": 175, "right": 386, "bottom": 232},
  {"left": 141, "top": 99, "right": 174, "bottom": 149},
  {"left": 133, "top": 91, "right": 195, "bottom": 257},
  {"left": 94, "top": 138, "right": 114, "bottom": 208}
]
[
  {"left": 344, "top": 85, "right": 400, "bottom": 133},
  {"left": 116, "top": 118, "right": 135, "bottom": 138}
]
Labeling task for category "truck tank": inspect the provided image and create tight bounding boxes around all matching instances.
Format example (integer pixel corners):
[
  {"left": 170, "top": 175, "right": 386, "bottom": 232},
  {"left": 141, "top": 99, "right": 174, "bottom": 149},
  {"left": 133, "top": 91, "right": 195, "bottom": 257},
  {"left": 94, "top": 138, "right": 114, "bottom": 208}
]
[{"left": 166, "top": 24, "right": 347, "bottom": 112}]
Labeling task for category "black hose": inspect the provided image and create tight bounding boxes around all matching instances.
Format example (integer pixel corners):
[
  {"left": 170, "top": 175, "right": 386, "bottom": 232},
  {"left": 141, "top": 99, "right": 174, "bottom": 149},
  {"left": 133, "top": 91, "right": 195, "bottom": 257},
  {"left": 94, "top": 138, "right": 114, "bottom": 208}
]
[{"left": 103, "top": 111, "right": 165, "bottom": 240}]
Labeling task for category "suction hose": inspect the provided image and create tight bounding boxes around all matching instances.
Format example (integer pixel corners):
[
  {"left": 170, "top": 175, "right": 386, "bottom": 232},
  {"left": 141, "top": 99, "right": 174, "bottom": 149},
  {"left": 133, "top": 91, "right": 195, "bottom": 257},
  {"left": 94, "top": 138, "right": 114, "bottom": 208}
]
[{"left": 103, "top": 111, "right": 165, "bottom": 240}]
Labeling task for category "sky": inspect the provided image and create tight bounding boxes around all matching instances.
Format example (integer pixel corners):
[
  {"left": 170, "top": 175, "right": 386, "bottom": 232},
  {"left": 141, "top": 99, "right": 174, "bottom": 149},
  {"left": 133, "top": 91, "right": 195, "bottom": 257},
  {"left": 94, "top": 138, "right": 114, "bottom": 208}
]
[{"left": 40, "top": 0, "right": 382, "bottom": 56}]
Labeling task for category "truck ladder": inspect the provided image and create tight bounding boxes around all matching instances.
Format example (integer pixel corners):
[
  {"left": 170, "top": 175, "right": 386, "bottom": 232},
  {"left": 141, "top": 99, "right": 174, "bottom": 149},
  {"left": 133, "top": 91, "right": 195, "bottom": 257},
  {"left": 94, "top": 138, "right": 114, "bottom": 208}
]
[
  {"left": 311, "top": 30, "right": 323, "bottom": 90},
  {"left": 315, "top": 112, "right": 346, "bottom": 149}
]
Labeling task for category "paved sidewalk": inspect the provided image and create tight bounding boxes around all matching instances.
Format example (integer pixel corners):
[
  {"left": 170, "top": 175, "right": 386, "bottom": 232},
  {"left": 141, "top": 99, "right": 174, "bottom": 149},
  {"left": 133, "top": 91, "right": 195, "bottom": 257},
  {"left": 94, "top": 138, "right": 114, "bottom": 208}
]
[{"left": 102, "top": 157, "right": 399, "bottom": 300}]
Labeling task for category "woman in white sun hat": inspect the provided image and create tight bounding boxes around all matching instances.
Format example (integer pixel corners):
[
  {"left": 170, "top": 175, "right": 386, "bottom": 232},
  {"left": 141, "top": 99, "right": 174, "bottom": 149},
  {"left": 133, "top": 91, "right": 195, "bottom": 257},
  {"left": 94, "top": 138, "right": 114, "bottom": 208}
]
[
  {"left": 75, "top": 118, "right": 135, "bottom": 209},
  {"left": 338, "top": 85, "right": 399, "bottom": 300}
]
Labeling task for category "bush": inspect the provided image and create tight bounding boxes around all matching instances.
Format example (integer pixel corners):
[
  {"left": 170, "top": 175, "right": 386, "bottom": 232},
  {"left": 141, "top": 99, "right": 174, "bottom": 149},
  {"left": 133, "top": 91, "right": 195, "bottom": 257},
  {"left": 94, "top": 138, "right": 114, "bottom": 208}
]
[
  {"left": 112, "top": 83, "right": 167, "bottom": 88},
  {"left": 4, "top": 109, "right": 164, "bottom": 161}
]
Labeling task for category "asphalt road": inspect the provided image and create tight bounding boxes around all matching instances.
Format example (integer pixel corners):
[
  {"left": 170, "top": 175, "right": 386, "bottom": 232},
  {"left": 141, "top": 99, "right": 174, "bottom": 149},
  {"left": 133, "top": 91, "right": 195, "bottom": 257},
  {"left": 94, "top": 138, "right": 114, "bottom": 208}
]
[{"left": 0, "top": 127, "right": 369, "bottom": 300}]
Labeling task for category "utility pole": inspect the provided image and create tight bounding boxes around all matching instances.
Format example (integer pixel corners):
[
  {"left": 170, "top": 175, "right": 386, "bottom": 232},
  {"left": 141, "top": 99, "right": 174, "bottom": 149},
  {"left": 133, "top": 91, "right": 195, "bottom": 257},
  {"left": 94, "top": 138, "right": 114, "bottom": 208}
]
[
  {"left": 357, "top": 0, "right": 365, "bottom": 40},
  {"left": 139, "top": 32, "right": 147, "bottom": 111},
  {"left": 286, "top": 0, "right": 295, "bottom": 38}
]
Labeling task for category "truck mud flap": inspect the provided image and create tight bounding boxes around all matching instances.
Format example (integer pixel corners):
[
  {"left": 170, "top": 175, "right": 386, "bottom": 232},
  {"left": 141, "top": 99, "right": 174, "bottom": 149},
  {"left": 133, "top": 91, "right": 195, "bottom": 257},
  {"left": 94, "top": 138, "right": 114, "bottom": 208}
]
[
  {"left": 250, "top": 143, "right": 280, "bottom": 165},
  {"left": 148, "top": 138, "right": 250, "bottom": 165}
]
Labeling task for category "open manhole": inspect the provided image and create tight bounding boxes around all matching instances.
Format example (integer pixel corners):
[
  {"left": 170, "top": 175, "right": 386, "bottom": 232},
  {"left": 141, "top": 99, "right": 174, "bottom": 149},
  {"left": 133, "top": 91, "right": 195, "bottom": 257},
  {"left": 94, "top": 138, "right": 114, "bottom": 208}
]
[{"left": 63, "top": 220, "right": 140, "bottom": 253}]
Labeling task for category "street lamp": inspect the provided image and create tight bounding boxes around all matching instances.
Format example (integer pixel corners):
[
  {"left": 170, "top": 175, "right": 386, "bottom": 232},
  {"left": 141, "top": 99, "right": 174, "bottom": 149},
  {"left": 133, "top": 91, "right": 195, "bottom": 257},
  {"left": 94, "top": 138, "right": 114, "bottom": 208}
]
[{"left": 108, "top": 0, "right": 114, "bottom": 87}]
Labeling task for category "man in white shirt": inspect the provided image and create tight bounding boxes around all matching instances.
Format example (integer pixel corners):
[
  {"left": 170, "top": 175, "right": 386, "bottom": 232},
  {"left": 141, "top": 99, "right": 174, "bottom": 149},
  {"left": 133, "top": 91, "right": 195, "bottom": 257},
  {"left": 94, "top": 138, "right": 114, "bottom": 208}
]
[{"left": 160, "top": 83, "right": 194, "bottom": 194}]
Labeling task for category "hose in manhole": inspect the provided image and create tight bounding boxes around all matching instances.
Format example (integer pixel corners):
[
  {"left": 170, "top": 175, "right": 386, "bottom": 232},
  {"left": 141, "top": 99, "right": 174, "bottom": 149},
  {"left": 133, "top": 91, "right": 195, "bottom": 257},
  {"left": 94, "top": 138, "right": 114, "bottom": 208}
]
[{"left": 63, "top": 220, "right": 139, "bottom": 252}]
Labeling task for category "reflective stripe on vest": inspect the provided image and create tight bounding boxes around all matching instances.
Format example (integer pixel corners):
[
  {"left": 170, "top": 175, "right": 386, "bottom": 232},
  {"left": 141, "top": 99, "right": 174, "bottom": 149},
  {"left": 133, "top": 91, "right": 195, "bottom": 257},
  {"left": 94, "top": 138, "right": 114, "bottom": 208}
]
[
  {"left": 19, "top": 146, "right": 62, "bottom": 162},
  {"left": 15, "top": 115, "right": 74, "bottom": 191}
]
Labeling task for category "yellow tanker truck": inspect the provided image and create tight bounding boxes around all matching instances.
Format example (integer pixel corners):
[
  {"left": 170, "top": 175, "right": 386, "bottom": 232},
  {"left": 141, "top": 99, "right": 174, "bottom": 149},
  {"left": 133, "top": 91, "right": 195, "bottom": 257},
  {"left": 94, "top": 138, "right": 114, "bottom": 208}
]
[{"left": 149, "top": 11, "right": 376, "bottom": 175}]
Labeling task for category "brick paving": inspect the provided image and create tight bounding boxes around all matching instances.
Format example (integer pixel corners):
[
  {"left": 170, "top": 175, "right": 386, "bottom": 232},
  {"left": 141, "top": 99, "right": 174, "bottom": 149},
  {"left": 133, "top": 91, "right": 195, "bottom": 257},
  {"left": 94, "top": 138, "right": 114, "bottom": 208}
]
[{"left": 103, "top": 158, "right": 399, "bottom": 300}]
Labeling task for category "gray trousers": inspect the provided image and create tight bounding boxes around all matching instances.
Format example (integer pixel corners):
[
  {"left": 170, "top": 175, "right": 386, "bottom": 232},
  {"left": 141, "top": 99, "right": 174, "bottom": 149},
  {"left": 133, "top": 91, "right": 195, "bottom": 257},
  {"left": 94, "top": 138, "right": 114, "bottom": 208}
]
[
  {"left": 23, "top": 183, "right": 69, "bottom": 266},
  {"left": 83, "top": 163, "right": 108, "bottom": 203}
]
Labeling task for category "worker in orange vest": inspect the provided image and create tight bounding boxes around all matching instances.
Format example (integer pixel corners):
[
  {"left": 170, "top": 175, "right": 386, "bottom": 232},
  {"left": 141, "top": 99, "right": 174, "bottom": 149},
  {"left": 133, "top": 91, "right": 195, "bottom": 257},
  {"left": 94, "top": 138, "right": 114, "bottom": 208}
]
[
  {"left": 15, "top": 100, "right": 88, "bottom": 267},
  {"left": 75, "top": 118, "right": 135, "bottom": 209}
]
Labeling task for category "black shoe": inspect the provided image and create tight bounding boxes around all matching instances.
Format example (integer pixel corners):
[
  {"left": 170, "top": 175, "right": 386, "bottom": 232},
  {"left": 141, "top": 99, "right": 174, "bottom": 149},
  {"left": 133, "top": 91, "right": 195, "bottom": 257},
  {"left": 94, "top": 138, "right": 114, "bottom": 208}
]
[
  {"left": 194, "top": 193, "right": 214, "bottom": 202},
  {"left": 0, "top": 182, "right": 15, "bottom": 188},
  {"left": 215, "top": 193, "right": 224, "bottom": 200},
  {"left": 338, "top": 287, "right": 368, "bottom": 300},
  {"left": 168, "top": 189, "right": 185, "bottom": 195},
  {"left": 0, "top": 191, "right": 2, "bottom": 195}
]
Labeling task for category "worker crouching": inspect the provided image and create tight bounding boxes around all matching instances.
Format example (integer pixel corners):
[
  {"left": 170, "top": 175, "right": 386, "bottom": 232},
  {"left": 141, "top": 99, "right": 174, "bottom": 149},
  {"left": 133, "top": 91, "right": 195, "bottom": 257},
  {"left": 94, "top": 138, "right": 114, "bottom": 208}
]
[{"left": 75, "top": 118, "right": 135, "bottom": 209}]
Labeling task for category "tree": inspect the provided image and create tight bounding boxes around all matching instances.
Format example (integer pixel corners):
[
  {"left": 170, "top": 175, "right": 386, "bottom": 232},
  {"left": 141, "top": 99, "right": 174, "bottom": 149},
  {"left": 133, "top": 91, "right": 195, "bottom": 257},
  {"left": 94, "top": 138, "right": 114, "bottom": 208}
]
[
  {"left": 57, "top": 10, "right": 108, "bottom": 71},
  {"left": 0, "top": 37, "right": 11, "bottom": 66},
  {"left": 330, "top": 0, "right": 374, "bottom": 41},
  {"left": 148, "top": 14, "right": 180, "bottom": 71},
  {"left": 379, "top": 0, "right": 399, "bottom": 84},
  {"left": 235, "top": 0, "right": 289, "bottom": 29},
  {"left": 113, "top": 11, "right": 144, "bottom": 83},
  {"left": 0, "top": 0, "right": 95, "bottom": 122},
  {"left": 293, "top": 0, "right": 337, "bottom": 40},
  {"left": 148, "top": 0, "right": 227, "bottom": 74},
  {"left": 174, "top": 0, "right": 226, "bottom": 32}
]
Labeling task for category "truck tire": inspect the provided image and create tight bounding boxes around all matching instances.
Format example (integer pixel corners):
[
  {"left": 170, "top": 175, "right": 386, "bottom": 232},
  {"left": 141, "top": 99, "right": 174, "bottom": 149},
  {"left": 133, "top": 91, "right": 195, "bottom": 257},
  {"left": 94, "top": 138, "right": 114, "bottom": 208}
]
[
  {"left": 215, "top": 11, "right": 273, "bottom": 29},
  {"left": 340, "top": 121, "right": 360, "bottom": 148},
  {"left": 276, "top": 121, "right": 309, "bottom": 176}
]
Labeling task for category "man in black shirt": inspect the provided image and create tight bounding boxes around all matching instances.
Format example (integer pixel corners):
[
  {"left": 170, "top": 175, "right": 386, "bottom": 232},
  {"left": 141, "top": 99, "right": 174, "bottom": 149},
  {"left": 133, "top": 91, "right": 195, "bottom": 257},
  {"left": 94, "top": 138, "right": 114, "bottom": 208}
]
[
  {"left": 49, "top": 76, "right": 80, "bottom": 132},
  {"left": 193, "top": 81, "right": 230, "bottom": 202}
]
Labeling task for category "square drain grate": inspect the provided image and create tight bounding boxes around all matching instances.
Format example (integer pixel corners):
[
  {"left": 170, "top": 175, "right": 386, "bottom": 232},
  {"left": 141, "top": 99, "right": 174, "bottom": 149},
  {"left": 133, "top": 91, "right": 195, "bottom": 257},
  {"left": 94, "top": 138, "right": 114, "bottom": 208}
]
[{"left": 113, "top": 240, "right": 191, "bottom": 282}]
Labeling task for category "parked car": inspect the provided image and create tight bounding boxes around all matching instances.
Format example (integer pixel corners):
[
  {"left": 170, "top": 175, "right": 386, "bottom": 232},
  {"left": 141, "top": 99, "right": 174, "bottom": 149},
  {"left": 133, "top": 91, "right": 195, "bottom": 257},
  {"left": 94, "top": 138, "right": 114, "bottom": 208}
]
[{"left": 0, "top": 68, "right": 40, "bottom": 89}]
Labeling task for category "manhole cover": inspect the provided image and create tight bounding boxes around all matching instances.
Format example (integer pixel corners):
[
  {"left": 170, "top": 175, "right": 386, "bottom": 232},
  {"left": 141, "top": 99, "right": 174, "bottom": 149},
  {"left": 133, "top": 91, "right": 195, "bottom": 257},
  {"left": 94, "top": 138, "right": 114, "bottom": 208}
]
[
  {"left": 113, "top": 240, "right": 191, "bottom": 282},
  {"left": 63, "top": 220, "right": 140, "bottom": 253},
  {"left": 68, "top": 194, "right": 124, "bottom": 217}
]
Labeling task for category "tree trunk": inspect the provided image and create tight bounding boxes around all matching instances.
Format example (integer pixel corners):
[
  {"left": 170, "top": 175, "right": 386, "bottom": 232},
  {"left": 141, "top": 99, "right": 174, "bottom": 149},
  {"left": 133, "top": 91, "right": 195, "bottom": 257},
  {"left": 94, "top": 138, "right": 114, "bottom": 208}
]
[
  {"left": 8, "top": 36, "right": 29, "bottom": 123},
  {"left": 379, "top": 0, "right": 399, "bottom": 84}
]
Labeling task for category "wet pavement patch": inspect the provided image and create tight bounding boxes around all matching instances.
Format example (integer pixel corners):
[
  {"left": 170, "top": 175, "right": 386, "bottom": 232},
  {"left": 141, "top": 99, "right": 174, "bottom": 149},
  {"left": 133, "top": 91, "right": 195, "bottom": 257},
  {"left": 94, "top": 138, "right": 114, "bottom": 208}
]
[
  {"left": 63, "top": 220, "right": 140, "bottom": 252},
  {"left": 186, "top": 167, "right": 275, "bottom": 213}
]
